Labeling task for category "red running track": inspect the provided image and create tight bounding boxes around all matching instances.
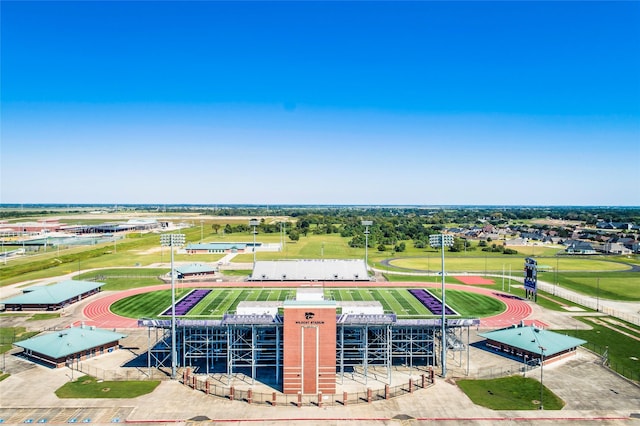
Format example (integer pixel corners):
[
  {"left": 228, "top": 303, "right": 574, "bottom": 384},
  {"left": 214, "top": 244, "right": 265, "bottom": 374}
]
[{"left": 82, "top": 281, "right": 532, "bottom": 329}]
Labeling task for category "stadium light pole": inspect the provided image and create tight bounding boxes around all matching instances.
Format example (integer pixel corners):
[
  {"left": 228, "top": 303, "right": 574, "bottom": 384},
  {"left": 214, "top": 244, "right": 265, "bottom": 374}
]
[
  {"left": 249, "top": 219, "right": 259, "bottom": 266},
  {"left": 539, "top": 345, "right": 546, "bottom": 410},
  {"left": 429, "top": 233, "right": 454, "bottom": 377},
  {"left": 160, "top": 233, "right": 185, "bottom": 380},
  {"left": 361, "top": 221, "right": 373, "bottom": 270}
]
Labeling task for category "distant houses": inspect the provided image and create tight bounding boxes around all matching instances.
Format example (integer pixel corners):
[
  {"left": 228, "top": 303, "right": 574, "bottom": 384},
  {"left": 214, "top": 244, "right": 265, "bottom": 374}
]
[
  {"left": 596, "top": 221, "right": 634, "bottom": 230},
  {"left": 443, "top": 220, "right": 639, "bottom": 255},
  {"left": 563, "top": 240, "right": 597, "bottom": 255},
  {"left": 602, "top": 242, "right": 632, "bottom": 255}
]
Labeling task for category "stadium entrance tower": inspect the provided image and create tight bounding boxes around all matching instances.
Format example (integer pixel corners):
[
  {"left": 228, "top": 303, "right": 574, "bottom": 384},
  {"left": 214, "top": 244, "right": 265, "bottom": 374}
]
[{"left": 283, "top": 288, "right": 336, "bottom": 395}]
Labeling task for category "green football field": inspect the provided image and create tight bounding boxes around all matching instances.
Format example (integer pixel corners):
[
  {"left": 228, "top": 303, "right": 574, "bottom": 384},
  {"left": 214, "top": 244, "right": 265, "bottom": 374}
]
[{"left": 110, "top": 287, "right": 505, "bottom": 319}]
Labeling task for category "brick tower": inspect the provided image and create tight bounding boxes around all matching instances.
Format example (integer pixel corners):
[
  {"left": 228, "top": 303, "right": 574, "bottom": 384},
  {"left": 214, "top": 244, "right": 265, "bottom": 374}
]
[{"left": 282, "top": 289, "right": 336, "bottom": 395}]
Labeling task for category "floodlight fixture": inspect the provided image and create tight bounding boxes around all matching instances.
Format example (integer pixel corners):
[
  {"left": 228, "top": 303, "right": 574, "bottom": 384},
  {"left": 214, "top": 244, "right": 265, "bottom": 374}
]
[
  {"left": 539, "top": 345, "right": 546, "bottom": 410},
  {"left": 429, "top": 233, "right": 454, "bottom": 377},
  {"left": 160, "top": 233, "right": 185, "bottom": 380}
]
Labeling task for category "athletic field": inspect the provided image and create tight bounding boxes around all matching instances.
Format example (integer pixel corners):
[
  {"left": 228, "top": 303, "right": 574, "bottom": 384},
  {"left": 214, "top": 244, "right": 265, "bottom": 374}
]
[{"left": 110, "top": 287, "right": 506, "bottom": 320}]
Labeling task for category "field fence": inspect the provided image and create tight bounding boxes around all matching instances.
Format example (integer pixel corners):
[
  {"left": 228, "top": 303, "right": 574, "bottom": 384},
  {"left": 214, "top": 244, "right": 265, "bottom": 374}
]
[
  {"left": 580, "top": 342, "right": 640, "bottom": 384},
  {"left": 466, "top": 346, "right": 639, "bottom": 385},
  {"left": 1, "top": 326, "right": 70, "bottom": 346},
  {"left": 467, "top": 365, "right": 527, "bottom": 380},
  {"left": 180, "top": 370, "right": 434, "bottom": 407},
  {"left": 72, "top": 362, "right": 170, "bottom": 381},
  {"left": 537, "top": 282, "right": 640, "bottom": 326}
]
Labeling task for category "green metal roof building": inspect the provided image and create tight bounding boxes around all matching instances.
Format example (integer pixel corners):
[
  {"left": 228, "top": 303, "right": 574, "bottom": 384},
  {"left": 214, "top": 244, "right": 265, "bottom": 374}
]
[
  {"left": 14, "top": 325, "right": 126, "bottom": 368},
  {"left": 185, "top": 242, "right": 249, "bottom": 253},
  {"left": 1, "top": 280, "right": 104, "bottom": 311},
  {"left": 175, "top": 263, "right": 216, "bottom": 278},
  {"left": 479, "top": 325, "right": 586, "bottom": 364}
]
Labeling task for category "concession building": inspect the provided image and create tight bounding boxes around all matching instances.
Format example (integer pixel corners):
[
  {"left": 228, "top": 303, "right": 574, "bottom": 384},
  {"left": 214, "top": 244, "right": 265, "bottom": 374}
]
[
  {"left": 479, "top": 324, "right": 586, "bottom": 365},
  {"left": 1, "top": 280, "right": 104, "bottom": 311},
  {"left": 14, "top": 325, "right": 126, "bottom": 368},
  {"left": 174, "top": 263, "right": 217, "bottom": 279}
]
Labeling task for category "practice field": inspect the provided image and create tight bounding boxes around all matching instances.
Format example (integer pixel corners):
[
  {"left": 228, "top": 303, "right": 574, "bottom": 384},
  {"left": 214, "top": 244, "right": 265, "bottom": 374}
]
[
  {"left": 388, "top": 257, "right": 632, "bottom": 273},
  {"left": 109, "top": 287, "right": 506, "bottom": 320}
]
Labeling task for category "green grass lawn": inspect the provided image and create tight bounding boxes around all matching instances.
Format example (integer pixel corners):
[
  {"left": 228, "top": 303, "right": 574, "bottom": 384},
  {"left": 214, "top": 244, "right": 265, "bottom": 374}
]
[
  {"left": 221, "top": 269, "right": 253, "bottom": 277},
  {"left": 27, "top": 313, "right": 61, "bottom": 321},
  {"left": 55, "top": 375, "right": 160, "bottom": 398},
  {"left": 554, "top": 272, "right": 640, "bottom": 301},
  {"left": 3, "top": 224, "right": 637, "bottom": 304},
  {"left": 0, "top": 373, "right": 10, "bottom": 382},
  {"left": 1, "top": 326, "right": 40, "bottom": 354},
  {"left": 110, "top": 287, "right": 505, "bottom": 319},
  {"left": 77, "top": 268, "right": 168, "bottom": 291},
  {"left": 0, "top": 326, "right": 39, "bottom": 345},
  {"left": 110, "top": 288, "right": 192, "bottom": 318},
  {"left": 457, "top": 376, "right": 564, "bottom": 410},
  {"left": 387, "top": 256, "right": 630, "bottom": 274},
  {"left": 429, "top": 289, "right": 505, "bottom": 316}
]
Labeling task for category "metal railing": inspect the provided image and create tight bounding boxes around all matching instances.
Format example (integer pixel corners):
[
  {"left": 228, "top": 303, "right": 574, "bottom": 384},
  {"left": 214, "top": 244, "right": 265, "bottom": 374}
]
[{"left": 180, "top": 370, "right": 435, "bottom": 407}]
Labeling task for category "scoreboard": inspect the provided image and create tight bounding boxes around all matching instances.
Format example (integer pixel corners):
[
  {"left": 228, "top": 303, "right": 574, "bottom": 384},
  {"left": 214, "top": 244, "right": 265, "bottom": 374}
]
[{"left": 524, "top": 257, "right": 538, "bottom": 301}]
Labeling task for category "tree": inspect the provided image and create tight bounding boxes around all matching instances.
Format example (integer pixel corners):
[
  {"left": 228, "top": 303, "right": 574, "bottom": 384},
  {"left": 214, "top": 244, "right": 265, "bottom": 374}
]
[
  {"left": 450, "top": 238, "right": 466, "bottom": 252},
  {"left": 224, "top": 224, "right": 232, "bottom": 234},
  {"left": 288, "top": 230, "right": 300, "bottom": 242},
  {"left": 212, "top": 224, "right": 221, "bottom": 234},
  {"left": 349, "top": 235, "right": 365, "bottom": 248},
  {"left": 377, "top": 243, "right": 387, "bottom": 251}
]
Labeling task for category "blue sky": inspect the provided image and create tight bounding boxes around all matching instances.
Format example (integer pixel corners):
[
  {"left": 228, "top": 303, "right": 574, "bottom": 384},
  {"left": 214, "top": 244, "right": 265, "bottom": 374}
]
[{"left": 2, "top": 1, "right": 639, "bottom": 206}]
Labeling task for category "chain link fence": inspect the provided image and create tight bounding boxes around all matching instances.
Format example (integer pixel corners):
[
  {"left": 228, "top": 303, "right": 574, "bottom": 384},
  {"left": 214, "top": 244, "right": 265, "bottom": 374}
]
[
  {"left": 537, "top": 281, "right": 640, "bottom": 326},
  {"left": 580, "top": 342, "right": 639, "bottom": 383}
]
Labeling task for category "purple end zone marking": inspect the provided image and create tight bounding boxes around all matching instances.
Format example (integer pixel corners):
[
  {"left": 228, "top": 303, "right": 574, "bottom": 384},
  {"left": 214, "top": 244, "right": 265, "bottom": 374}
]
[
  {"left": 162, "top": 289, "right": 212, "bottom": 316},
  {"left": 408, "top": 288, "right": 456, "bottom": 315}
]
